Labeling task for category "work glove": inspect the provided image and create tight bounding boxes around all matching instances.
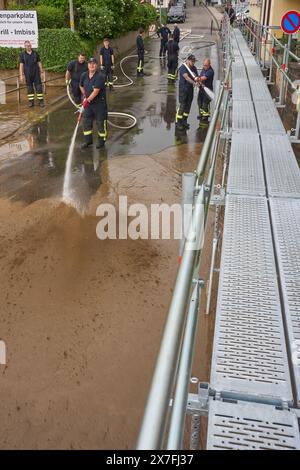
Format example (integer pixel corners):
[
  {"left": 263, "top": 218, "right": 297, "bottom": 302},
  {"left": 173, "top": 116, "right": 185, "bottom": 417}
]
[
  {"left": 111, "top": 65, "right": 115, "bottom": 70},
  {"left": 66, "top": 79, "right": 71, "bottom": 86},
  {"left": 100, "top": 65, "right": 105, "bottom": 70},
  {"left": 82, "top": 98, "right": 89, "bottom": 109}
]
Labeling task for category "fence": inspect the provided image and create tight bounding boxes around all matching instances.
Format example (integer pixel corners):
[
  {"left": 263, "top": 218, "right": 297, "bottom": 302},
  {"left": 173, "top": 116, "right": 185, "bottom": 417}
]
[
  {"left": 238, "top": 16, "right": 300, "bottom": 143},
  {"left": 136, "top": 15, "right": 232, "bottom": 450}
]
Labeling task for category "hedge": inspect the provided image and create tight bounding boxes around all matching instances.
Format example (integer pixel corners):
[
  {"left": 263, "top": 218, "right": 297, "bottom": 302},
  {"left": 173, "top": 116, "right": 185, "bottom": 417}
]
[
  {"left": 8, "top": 3, "right": 66, "bottom": 29},
  {"left": 0, "top": 29, "right": 93, "bottom": 71}
]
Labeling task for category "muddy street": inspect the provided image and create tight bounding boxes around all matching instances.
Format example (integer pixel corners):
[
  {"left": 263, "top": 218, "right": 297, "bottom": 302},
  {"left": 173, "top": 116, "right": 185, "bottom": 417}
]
[{"left": 0, "top": 2, "right": 219, "bottom": 449}]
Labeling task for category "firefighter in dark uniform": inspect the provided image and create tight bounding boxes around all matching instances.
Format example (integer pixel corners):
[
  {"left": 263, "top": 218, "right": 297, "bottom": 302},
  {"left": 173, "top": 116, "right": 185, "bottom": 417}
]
[
  {"left": 157, "top": 24, "right": 171, "bottom": 57},
  {"left": 173, "top": 24, "right": 180, "bottom": 44},
  {"left": 65, "top": 53, "right": 88, "bottom": 105},
  {"left": 100, "top": 38, "right": 115, "bottom": 90},
  {"left": 19, "top": 40, "right": 44, "bottom": 107},
  {"left": 136, "top": 28, "right": 145, "bottom": 77},
  {"left": 176, "top": 55, "right": 199, "bottom": 131},
  {"left": 198, "top": 58, "right": 214, "bottom": 123},
  {"left": 79, "top": 57, "right": 108, "bottom": 149},
  {"left": 167, "top": 34, "right": 179, "bottom": 83}
]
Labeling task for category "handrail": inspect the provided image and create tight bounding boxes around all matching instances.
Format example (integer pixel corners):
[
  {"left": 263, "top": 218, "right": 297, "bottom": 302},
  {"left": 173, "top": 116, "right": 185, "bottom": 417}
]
[
  {"left": 136, "top": 57, "right": 232, "bottom": 450},
  {"left": 0, "top": 74, "right": 64, "bottom": 98},
  {"left": 0, "top": 64, "right": 65, "bottom": 82}
]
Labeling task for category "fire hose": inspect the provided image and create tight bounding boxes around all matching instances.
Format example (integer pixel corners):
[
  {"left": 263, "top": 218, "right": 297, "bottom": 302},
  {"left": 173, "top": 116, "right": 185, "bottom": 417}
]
[{"left": 66, "top": 55, "right": 138, "bottom": 130}]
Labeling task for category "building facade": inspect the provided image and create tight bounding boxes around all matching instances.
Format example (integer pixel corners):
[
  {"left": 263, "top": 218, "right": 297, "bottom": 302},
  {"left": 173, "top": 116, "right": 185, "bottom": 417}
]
[{"left": 249, "top": 0, "right": 300, "bottom": 26}]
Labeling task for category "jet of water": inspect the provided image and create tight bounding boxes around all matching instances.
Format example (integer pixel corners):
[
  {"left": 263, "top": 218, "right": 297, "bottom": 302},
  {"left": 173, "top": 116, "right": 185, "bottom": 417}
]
[{"left": 62, "top": 121, "right": 79, "bottom": 203}]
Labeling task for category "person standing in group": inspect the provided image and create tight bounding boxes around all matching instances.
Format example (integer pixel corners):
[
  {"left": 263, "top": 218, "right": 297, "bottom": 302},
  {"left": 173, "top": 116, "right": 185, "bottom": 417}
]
[
  {"left": 197, "top": 58, "right": 214, "bottom": 125},
  {"left": 167, "top": 34, "right": 179, "bottom": 83},
  {"left": 224, "top": 2, "right": 235, "bottom": 25},
  {"left": 173, "top": 23, "right": 180, "bottom": 44},
  {"left": 79, "top": 57, "right": 108, "bottom": 149},
  {"left": 193, "top": 0, "right": 196, "bottom": 6},
  {"left": 19, "top": 40, "right": 44, "bottom": 107},
  {"left": 99, "top": 38, "right": 115, "bottom": 91},
  {"left": 157, "top": 24, "right": 171, "bottom": 58},
  {"left": 65, "top": 53, "right": 88, "bottom": 105},
  {"left": 176, "top": 54, "right": 199, "bottom": 131},
  {"left": 136, "top": 28, "right": 145, "bottom": 77}
]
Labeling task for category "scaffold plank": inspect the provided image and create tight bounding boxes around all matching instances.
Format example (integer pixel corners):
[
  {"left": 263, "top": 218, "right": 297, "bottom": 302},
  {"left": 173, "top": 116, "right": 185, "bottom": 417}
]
[
  {"left": 207, "top": 400, "right": 300, "bottom": 450},
  {"left": 270, "top": 198, "right": 300, "bottom": 406},
  {"left": 232, "top": 101, "right": 258, "bottom": 132},
  {"left": 227, "top": 132, "right": 265, "bottom": 196},
  {"left": 261, "top": 134, "right": 300, "bottom": 198},
  {"left": 210, "top": 195, "right": 293, "bottom": 403},
  {"left": 254, "top": 101, "right": 286, "bottom": 135}
]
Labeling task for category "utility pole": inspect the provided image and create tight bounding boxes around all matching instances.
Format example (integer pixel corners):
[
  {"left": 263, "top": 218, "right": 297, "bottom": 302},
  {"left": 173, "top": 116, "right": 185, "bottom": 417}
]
[{"left": 69, "top": 0, "right": 75, "bottom": 32}]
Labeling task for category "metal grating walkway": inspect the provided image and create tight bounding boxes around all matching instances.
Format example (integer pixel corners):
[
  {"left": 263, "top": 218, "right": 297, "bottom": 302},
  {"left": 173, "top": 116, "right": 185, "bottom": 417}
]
[
  {"left": 207, "top": 400, "right": 300, "bottom": 450},
  {"left": 250, "top": 81, "right": 274, "bottom": 102},
  {"left": 254, "top": 101, "right": 286, "bottom": 135},
  {"left": 227, "top": 132, "right": 265, "bottom": 196},
  {"left": 232, "top": 63, "right": 248, "bottom": 79},
  {"left": 232, "top": 79, "right": 252, "bottom": 101},
  {"left": 270, "top": 198, "right": 300, "bottom": 405},
  {"left": 210, "top": 195, "right": 293, "bottom": 404},
  {"left": 206, "top": 28, "right": 300, "bottom": 450},
  {"left": 232, "top": 101, "right": 258, "bottom": 132},
  {"left": 261, "top": 134, "right": 300, "bottom": 198}
]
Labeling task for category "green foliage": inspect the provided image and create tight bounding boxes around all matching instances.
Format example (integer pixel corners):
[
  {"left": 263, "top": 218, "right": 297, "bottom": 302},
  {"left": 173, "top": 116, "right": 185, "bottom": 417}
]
[
  {"left": 8, "top": 2, "right": 66, "bottom": 28},
  {"left": 35, "top": 5, "right": 66, "bottom": 29},
  {"left": 0, "top": 47, "right": 20, "bottom": 70},
  {"left": 128, "top": 3, "right": 157, "bottom": 31},
  {"left": 38, "top": 29, "right": 93, "bottom": 71},
  {"left": 0, "top": 0, "right": 158, "bottom": 70},
  {"left": 0, "top": 28, "right": 93, "bottom": 71},
  {"left": 78, "top": 3, "right": 115, "bottom": 40}
]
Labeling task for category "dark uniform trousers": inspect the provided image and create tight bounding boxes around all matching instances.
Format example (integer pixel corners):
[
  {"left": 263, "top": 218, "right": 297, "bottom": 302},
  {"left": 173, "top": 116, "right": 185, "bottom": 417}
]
[
  {"left": 83, "top": 98, "right": 108, "bottom": 145},
  {"left": 71, "top": 80, "right": 82, "bottom": 105},
  {"left": 137, "top": 51, "right": 144, "bottom": 75},
  {"left": 103, "top": 65, "right": 113, "bottom": 87},
  {"left": 176, "top": 87, "right": 194, "bottom": 127},
  {"left": 160, "top": 39, "right": 168, "bottom": 57},
  {"left": 26, "top": 70, "right": 43, "bottom": 103},
  {"left": 168, "top": 55, "right": 178, "bottom": 81},
  {"left": 198, "top": 88, "right": 211, "bottom": 119}
]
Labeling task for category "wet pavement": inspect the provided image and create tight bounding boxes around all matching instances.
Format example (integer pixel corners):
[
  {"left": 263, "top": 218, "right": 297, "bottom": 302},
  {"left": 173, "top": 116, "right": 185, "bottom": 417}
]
[
  {"left": 0, "top": 1, "right": 220, "bottom": 450},
  {"left": 0, "top": 5, "right": 218, "bottom": 205}
]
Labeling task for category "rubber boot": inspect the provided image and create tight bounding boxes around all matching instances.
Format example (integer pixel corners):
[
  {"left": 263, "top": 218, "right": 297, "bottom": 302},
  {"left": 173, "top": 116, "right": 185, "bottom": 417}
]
[
  {"left": 39, "top": 99, "right": 45, "bottom": 108},
  {"left": 96, "top": 137, "right": 105, "bottom": 149},
  {"left": 81, "top": 136, "right": 93, "bottom": 149},
  {"left": 28, "top": 101, "right": 34, "bottom": 108}
]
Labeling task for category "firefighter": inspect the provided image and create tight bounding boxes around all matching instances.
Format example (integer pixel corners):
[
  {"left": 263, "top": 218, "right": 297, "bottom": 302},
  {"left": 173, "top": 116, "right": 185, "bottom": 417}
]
[
  {"left": 157, "top": 24, "right": 171, "bottom": 58},
  {"left": 224, "top": 3, "right": 235, "bottom": 25},
  {"left": 167, "top": 34, "right": 179, "bottom": 83},
  {"left": 197, "top": 58, "right": 214, "bottom": 123},
  {"left": 65, "top": 52, "right": 88, "bottom": 105},
  {"left": 176, "top": 55, "right": 199, "bottom": 131},
  {"left": 79, "top": 57, "right": 108, "bottom": 149},
  {"left": 173, "top": 23, "right": 180, "bottom": 44},
  {"left": 19, "top": 40, "right": 44, "bottom": 107},
  {"left": 99, "top": 38, "right": 115, "bottom": 90},
  {"left": 136, "top": 28, "right": 145, "bottom": 77}
]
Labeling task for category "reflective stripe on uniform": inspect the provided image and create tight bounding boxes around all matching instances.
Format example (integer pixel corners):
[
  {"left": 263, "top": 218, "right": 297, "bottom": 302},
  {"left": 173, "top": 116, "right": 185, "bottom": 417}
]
[
  {"left": 84, "top": 130, "right": 93, "bottom": 136},
  {"left": 137, "top": 60, "right": 143, "bottom": 72},
  {"left": 176, "top": 107, "right": 183, "bottom": 122},
  {"left": 28, "top": 94, "right": 35, "bottom": 100},
  {"left": 183, "top": 112, "right": 189, "bottom": 117},
  {"left": 98, "top": 120, "right": 108, "bottom": 140}
]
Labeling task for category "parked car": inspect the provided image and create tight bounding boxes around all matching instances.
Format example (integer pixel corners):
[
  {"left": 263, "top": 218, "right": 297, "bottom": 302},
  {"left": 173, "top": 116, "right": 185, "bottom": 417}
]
[{"left": 167, "top": 5, "right": 186, "bottom": 23}]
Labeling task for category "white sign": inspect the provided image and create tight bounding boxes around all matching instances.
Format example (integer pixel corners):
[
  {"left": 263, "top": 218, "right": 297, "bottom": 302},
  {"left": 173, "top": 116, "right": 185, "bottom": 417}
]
[{"left": 0, "top": 10, "right": 38, "bottom": 48}]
